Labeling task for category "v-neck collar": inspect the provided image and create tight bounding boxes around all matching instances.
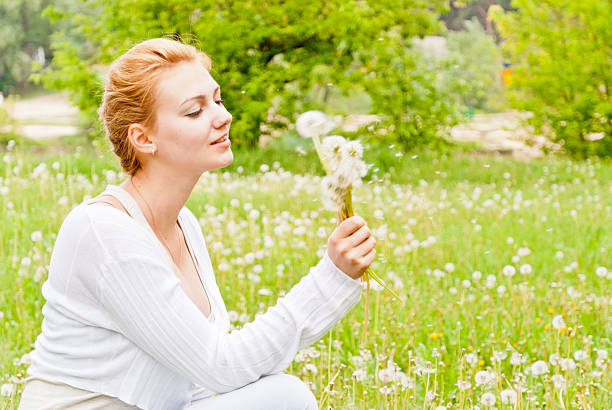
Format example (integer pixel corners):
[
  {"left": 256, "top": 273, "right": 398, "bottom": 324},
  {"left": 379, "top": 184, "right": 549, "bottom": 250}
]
[{"left": 93, "top": 184, "right": 215, "bottom": 323}]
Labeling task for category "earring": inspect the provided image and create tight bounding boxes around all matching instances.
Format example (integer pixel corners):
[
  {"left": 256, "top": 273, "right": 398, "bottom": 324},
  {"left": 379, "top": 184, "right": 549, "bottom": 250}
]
[{"left": 151, "top": 146, "right": 157, "bottom": 155}]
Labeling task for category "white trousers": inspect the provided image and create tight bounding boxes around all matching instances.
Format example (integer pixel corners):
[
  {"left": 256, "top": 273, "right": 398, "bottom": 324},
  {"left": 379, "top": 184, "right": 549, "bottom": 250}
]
[
  {"left": 186, "top": 374, "right": 318, "bottom": 410},
  {"left": 19, "top": 374, "right": 318, "bottom": 410}
]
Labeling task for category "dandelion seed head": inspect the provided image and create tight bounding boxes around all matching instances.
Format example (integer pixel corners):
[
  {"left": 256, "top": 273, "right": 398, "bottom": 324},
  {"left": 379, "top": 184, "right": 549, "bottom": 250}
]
[
  {"left": 296, "top": 111, "right": 335, "bottom": 138},
  {"left": 551, "top": 374, "right": 566, "bottom": 390},
  {"left": 531, "top": 360, "right": 548, "bottom": 376},
  {"left": 552, "top": 315, "right": 566, "bottom": 330},
  {"left": 481, "top": 391, "right": 496, "bottom": 406},
  {"left": 502, "top": 265, "right": 516, "bottom": 276},
  {"left": 501, "top": 389, "right": 517, "bottom": 405},
  {"left": 1, "top": 383, "right": 15, "bottom": 397}
]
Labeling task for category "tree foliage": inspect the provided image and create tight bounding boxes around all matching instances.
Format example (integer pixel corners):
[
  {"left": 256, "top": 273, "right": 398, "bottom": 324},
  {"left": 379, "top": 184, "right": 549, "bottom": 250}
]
[
  {"left": 491, "top": 0, "right": 612, "bottom": 158},
  {"left": 441, "top": 0, "right": 513, "bottom": 37},
  {"left": 0, "top": 0, "right": 53, "bottom": 94},
  {"left": 445, "top": 18, "right": 503, "bottom": 110},
  {"left": 39, "top": 0, "right": 458, "bottom": 149}
]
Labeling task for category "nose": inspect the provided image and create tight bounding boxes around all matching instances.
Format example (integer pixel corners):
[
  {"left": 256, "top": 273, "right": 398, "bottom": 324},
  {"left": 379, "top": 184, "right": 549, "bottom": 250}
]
[{"left": 213, "top": 105, "right": 232, "bottom": 130}]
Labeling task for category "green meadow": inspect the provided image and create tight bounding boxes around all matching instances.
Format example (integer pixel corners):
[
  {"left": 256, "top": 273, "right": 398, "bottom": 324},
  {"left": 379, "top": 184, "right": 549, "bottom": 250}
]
[{"left": 1, "top": 139, "right": 611, "bottom": 409}]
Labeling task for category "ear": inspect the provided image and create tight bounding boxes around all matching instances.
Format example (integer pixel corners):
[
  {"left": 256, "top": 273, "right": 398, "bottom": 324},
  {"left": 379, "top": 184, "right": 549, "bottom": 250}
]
[{"left": 127, "top": 123, "right": 156, "bottom": 155}]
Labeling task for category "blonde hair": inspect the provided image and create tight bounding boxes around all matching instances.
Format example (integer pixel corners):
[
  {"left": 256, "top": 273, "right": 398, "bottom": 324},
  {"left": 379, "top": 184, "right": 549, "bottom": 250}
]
[{"left": 99, "top": 38, "right": 212, "bottom": 176}]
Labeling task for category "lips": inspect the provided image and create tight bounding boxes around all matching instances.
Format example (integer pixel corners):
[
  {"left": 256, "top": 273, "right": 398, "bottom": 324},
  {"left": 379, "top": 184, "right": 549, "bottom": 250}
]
[{"left": 211, "top": 133, "right": 229, "bottom": 145}]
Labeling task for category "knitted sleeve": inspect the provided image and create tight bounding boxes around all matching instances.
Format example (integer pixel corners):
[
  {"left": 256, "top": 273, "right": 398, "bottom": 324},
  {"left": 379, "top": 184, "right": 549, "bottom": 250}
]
[{"left": 92, "top": 217, "right": 362, "bottom": 393}]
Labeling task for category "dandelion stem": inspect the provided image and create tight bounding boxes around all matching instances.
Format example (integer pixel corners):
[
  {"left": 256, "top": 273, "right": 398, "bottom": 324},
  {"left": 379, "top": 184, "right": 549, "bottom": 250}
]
[{"left": 361, "top": 277, "right": 370, "bottom": 348}]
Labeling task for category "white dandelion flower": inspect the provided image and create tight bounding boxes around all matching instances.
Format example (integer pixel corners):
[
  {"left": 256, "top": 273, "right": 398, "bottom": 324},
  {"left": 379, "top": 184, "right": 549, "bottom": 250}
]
[
  {"left": 552, "top": 315, "right": 566, "bottom": 330},
  {"left": 425, "top": 390, "right": 437, "bottom": 402},
  {"left": 343, "top": 140, "right": 364, "bottom": 159},
  {"left": 551, "top": 374, "right": 566, "bottom": 390},
  {"left": 502, "top": 265, "right": 516, "bottom": 276},
  {"left": 520, "top": 264, "right": 532, "bottom": 275},
  {"left": 475, "top": 370, "right": 494, "bottom": 386},
  {"left": 377, "top": 367, "right": 395, "bottom": 384},
  {"left": 510, "top": 352, "right": 525, "bottom": 366},
  {"left": 559, "top": 358, "right": 576, "bottom": 371},
  {"left": 227, "top": 310, "right": 239, "bottom": 322},
  {"left": 573, "top": 350, "right": 588, "bottom": 362},
  {"left": 0, "top": 383, "right": 15, "bottom": 397},
  {"left": 531, "top": 360, "right": 548, "bottom": 376},
  {"left": 296, "top": 111, "right": 335, "bottom": 138},
  {"left": 464, "top": 353, "right": 478, "bottom": 366},
  {"left": 500, "top": 389, "right": 517, "bottom": 405},
  {"left": 492, "top": 351, "right": 507, "bottom": 362},
  {"left": 595, "top": 266, "right": 608, "bottom": 278},
  {"left": 352, "top": 368, "right": 366, "bottom": 382},
  {"left": 517, "top": 247, "right": 531, "bottom": 256},
  {"left": 480, "top": 392, "right": 496, "bottom": 406},
  {"left": 31, "top": 231, "right": 42, "bottom": 242},
  {"left": 549, "top": 353, "right": 561, "bottom": 366},
  {"left": 457, "top": 380, "right": 471, "bottom": 391},
  {"left": 595, "top": 349, "right": 608, "bottom": 360}
]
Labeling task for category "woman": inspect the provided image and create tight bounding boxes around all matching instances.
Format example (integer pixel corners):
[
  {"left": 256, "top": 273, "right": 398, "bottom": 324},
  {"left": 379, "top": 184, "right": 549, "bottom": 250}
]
[{"left": 18, "top": 38, "right": 376, "bottom": 410}]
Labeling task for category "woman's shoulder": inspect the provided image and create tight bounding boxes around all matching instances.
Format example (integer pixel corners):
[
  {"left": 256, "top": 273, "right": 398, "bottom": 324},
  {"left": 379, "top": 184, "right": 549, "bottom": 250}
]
[
  {"left": 59, "top": 202, "right": 158, "bottom": 260},
  {"left": 61, "top": 201, "right": 140, "bottom": 234}
]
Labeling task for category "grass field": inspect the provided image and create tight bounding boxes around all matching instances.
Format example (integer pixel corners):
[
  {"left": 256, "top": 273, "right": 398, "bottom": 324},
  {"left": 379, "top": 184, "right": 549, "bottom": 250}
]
[{"left": 1, "top": 139, "right": 610, "bottom": 409}]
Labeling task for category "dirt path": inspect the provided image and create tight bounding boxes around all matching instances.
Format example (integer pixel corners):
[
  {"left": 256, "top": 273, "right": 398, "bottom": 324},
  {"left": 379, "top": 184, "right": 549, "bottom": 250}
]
[
  {"left": 11, "top": 93, "right": 80, "bottom": 140},
  {"left": 450, "top": 111, "right": 558, "bottom": 159},
  {"left": 340, "top": 112, "right": 556, "bottom": 159}
]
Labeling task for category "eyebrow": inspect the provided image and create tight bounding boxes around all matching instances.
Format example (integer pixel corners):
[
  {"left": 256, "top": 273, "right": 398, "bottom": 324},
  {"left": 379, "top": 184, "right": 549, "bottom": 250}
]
[{"left": 179, "top": 86, "right": 220, "bottom": 107}]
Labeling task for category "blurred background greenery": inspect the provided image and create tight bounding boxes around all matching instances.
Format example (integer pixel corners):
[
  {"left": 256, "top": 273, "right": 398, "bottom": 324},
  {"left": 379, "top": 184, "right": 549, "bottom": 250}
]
[{"left": 0, "top": 0, "right": 610, "bottom": 158}]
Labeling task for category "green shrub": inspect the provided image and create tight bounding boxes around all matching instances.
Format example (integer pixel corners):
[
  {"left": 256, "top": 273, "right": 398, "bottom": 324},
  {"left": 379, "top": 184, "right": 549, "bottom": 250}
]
[
  {"left": 490, "top": 1, "right": 612, "bottom": 158},
  {"left": 445, "top": 18, "right": 504, "bottom": 111},
  {"left": 38, "top": 0, "right": 454, "bottom": 150}
]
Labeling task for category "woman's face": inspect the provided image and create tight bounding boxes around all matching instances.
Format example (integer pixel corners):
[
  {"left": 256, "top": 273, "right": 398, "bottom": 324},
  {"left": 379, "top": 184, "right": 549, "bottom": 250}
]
[{"left": 148, "top": 60, "right": 233, "bottom": 174}]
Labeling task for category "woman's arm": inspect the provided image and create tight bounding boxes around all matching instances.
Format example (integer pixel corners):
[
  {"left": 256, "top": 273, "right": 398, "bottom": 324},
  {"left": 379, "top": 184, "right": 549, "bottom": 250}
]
[
  {"left": 97, "top": 249, "right": 360, "bottom": 393},
  {"left": 83, "top": 202, "right": 363, "bottom": 393}
]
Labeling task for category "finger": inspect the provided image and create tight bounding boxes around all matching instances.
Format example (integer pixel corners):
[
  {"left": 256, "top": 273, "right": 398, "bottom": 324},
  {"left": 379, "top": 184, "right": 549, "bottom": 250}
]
[
  {"left": 346, "top": 225, "right": 371, "bottom": 248},
  {"left": 352, "top": 236, "right": 376, "bottom": 257},
  {"left": 337, "top": 210, "right": 341, "bottom": 226},
  {"left": 336, "top": 215, "right": 366, "bottom": 238},
  {"left": 361, "top": 248, "right": 376, "bottom": 266}
]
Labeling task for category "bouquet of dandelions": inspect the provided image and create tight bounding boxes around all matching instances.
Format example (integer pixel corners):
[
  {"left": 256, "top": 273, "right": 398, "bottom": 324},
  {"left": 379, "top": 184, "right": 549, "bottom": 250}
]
[{"left": 296, "top": 111, "right": 404, "bottom": 312}]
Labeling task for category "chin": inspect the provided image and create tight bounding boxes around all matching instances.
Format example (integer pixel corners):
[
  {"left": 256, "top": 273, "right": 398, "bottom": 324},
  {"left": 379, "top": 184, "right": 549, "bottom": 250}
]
[{"left": 208, "top": 149, "right": 234, "bottom": 171}]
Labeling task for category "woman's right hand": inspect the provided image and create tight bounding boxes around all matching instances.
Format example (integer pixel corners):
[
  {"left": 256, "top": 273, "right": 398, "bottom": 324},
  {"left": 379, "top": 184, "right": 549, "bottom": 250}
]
[{"left": 327, "top": 214, "right": 376, "bottom": 280}]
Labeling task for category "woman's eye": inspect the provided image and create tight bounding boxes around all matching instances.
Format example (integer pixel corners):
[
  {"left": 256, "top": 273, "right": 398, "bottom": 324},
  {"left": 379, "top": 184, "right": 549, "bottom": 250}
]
[
  {"left": 215, "top": 99, "right": 225, "bottom": 105},
  {"left": 186, "top": 109, "right": 203, "bottom": 118}
]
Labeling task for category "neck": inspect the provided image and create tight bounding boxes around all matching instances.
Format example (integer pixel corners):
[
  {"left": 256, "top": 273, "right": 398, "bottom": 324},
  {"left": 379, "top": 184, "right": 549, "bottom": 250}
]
[{"left": 121, "top": 166, "right": 199, "bottom": 239}]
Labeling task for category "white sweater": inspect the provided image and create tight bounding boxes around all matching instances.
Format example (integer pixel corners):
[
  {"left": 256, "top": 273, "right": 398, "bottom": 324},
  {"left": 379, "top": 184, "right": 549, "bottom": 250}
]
[{"left": 27, "top": 184, "right": 363, "bottom": 410}]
